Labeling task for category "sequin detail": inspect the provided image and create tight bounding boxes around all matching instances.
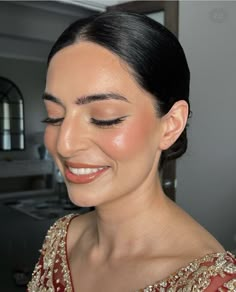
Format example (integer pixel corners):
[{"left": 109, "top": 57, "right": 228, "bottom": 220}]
[
  {"left": 28, "top": 214, "right": 236, "bottom": 292},
  {"left": 28, "top": 214, "right": 76, "bottom": 292},
  {"left": 136, "top": 252, "right": 236, "bottom": 292}
]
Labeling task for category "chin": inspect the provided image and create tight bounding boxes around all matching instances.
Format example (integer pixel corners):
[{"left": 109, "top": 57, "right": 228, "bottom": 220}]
[
  {"left": 64, "top": 176, "right": 114, "bottom": 208},
  {"left": 66, "top": 188, "right": 101, "bottom": 208}
]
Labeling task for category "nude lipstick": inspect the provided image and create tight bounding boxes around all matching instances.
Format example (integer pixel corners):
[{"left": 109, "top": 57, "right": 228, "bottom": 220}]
[{"left": 64, "top": 162, "right": 109, "bottom": 184}]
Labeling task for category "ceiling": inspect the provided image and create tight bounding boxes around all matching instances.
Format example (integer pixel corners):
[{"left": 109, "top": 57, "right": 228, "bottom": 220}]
[
  {"left": 56, "top": 0, "right": 129, "bottom": 11},
  {"left": 0, "top": 0, "right": 164, "bottom": 62},
  {"left": 0, "top": 1, "right": 95, "bottom": 62}
]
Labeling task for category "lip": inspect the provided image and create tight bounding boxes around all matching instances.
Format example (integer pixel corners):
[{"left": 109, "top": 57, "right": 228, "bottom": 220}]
[
  {"left": 65, "top": 161, "right": 107, "bottom": 168},
  {"left": 64, "top": 162, "right": 109, "bottom": 184}
]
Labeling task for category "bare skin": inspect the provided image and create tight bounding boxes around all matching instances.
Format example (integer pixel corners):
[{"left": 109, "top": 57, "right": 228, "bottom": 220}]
[
  {"left": 67, "top": 189, "right": 224, "bottom": 292},
  {"left": 45, "top": 42, "right": 225, "bottom": 292}
]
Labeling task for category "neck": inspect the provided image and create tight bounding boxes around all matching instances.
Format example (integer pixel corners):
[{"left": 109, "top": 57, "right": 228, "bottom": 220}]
[{"left": 91, "top": 176, "right": 172, "bottom": 261}]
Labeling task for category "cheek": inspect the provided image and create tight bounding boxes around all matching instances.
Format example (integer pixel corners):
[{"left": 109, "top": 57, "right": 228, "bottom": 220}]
[{"left": 98, "top": 118, "right": 157, "bottom": 161}]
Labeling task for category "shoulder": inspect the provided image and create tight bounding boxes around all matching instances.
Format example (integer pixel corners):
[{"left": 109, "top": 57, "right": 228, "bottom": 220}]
[
  {"left": 41, "top": 213, "right": 78, "bottom": 255},
  {"left": 193, "top": 252, "right": 236, "bottom": 292},
  {"left": 176, "top": 252, "right": 236, "bottom": 291},
  {"left": 27, "top": 214, "right": 79, "bottom": 291},
  {"left": 167, "top": 200, "right": 225, "bottom": 256},
  {"left": 151, "top": 252, "right": 236, "bottom": 291},
  {"left": 38, "top": 210, "right": 94, "bottom": 255},
  {"left": 203, "top": 252, "right": 236, "bottom": 291},
  {"left": 66, "top": 210, "right": 96, "bottom": 254}
]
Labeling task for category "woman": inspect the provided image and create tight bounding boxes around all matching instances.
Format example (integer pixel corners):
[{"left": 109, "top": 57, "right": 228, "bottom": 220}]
[{"left": 28, "top": 11, "right": 236, "bottom": 292}]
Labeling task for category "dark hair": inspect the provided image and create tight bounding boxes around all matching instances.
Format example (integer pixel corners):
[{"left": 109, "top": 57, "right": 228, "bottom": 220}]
[{"left": 48, "top": 11, "right": 191, "bottom": 168}]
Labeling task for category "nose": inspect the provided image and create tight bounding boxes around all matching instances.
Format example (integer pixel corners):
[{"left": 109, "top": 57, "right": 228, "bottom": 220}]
[{"left": 56, "top": 116, "right": 90, "bottom": 158}]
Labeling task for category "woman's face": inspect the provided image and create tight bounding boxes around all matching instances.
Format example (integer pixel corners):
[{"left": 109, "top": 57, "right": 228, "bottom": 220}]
[{"left": 44, "top": 41, "right": 163, "bottom": 207}]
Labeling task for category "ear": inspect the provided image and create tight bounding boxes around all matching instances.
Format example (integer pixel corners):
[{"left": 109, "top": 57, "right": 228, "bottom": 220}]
[{"left": 159, "top": 100, "right": 189, "bottom": 151}]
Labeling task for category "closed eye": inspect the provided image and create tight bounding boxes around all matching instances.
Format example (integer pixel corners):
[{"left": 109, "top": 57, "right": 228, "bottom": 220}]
[
  {"left": 41, "top": 117, "right": 64, "bottom": 126},
  {"left": 90, "top": 116, "right": 127, "bottom": 128},
  {"left": 41, "top": 116, "right": 128, "bottom": 127}
]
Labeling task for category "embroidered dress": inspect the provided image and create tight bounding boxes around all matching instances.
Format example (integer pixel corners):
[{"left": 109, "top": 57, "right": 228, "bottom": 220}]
[{"left": 27, "top": 214, "right": 236, "bottom": 292}]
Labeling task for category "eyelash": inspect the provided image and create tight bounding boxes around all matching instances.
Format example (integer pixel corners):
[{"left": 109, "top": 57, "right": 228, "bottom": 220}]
[
  {"left": 41, "top": 116, "right": 127, "bottom": 127},
  {"left": 41, "top": 117, "right": 64, "bottom": 126},
  {"left": 90, "top": 117, "right": 126, "bottom": 127}
]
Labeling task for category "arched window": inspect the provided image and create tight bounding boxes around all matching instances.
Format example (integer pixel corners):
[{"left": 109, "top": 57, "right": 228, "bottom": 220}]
[{"left": 0, "top": 77, "right": 25, "bottom": 150}]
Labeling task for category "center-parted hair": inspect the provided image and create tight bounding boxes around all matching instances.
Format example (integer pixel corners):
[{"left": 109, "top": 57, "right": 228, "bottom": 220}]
[{"left": 48, "top": 11, "right": 191, "bottom": 168}]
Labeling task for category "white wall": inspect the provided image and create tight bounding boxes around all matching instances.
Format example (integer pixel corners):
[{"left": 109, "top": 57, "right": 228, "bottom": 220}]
[
  {"left": 177, "top": 1, "right": 236, "bottom": 251},
  {"left": 0, "top": 2, "right": 94, "bottom": 160},
  {"left": 0, "top": 1, "right": 93, "bottom": 61},
  {"left": 0, "top": 57, "right": 46, "bottom": 160}
]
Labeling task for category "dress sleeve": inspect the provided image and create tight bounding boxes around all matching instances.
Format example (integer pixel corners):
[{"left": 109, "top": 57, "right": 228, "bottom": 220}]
[
  {"left": 216, "top": 274, "right": 236, "bottom": 291},
  {"left": 152, "top": 251, "right": 236, "bottom": 292},
  {"left": 27, "top": 214, "right": 76, "bottom": 291},
  {"left": 204, "top": 252, "right": 236, "bottom": 292}
]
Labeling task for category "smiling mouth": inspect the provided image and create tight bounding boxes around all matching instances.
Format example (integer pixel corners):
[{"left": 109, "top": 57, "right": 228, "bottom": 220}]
[
  {"left": 65, "top": 165, "right": 109, "bottom": 184},
  {"left": 68, "top": 166, "right": 105, "bottom": 175}
]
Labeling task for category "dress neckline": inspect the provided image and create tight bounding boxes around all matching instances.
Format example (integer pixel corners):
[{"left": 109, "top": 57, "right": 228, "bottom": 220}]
[{"left": 64, "top": 214, "right": 233, "bottom": 292}]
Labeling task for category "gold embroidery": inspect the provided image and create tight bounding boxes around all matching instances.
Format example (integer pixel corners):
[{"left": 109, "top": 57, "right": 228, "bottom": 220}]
[
  {"left": 223, "top": 278, "right": 236, "bottom": 290},
  {"left": 137, "top": 252, "right": 236, "bottom": 292},
  {"left": 28, "top": 214, "right": 76, "bottom": 292},
  {"left": 28, "top": 214, "right": 236, "bottom": 292}
]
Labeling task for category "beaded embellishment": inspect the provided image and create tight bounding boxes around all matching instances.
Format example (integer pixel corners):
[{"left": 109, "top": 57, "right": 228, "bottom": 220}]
[
  {"left": 28, "top": 214, "right": 236, "bottom": 292},
  {"left": 27, "top": 214, "right": 76, "bottom": 292},
  {"left": 136, "top": 252, "right": 236, "bottom": 292}
]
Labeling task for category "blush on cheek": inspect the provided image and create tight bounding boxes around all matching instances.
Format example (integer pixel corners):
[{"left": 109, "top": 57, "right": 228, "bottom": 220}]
[{"left": 100, "top": 118, "right": 155, "bottom": 160}]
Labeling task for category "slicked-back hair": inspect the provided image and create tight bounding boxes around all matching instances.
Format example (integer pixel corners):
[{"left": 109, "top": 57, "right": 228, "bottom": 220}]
[{"left": 48, "top": 11, "right": 191, "bottom": 168}]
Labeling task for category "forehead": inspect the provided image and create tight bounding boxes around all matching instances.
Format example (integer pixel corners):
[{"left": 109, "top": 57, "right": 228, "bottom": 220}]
[{"left": 46, "top": 41, "right": 142, "bottom": 98}]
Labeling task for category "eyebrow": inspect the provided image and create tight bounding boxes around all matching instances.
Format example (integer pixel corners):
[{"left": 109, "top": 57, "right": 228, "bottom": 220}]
[
  {"left": 76, "top": 93, "right": 129, "bottom": 105},
  {"left": 42, "top": 93, "right": 64, "bottom": 106},
  {"left": 42, "top": 92, "right": 130, "bottom": 106}
]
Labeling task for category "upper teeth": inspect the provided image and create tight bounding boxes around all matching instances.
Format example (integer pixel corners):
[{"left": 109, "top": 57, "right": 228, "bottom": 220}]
[{"left": 68, "top": 167, "right": 104, "bottom": 175}]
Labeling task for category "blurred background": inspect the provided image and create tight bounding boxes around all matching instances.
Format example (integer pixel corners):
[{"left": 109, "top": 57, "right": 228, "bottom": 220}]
[{"left": 0, "top": 1, "right": 235, "bottom": 291}]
